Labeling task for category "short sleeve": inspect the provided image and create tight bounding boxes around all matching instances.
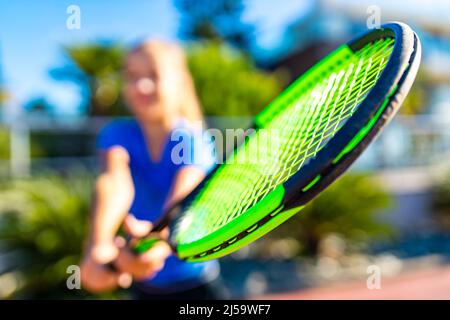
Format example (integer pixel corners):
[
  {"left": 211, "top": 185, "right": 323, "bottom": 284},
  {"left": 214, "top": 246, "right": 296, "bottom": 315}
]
[
  {"left": 170, "top": 126, "right": 217, "bottom": 174},
  {"left": 96, "top": 120, "right": 131, "bottom": 151}
]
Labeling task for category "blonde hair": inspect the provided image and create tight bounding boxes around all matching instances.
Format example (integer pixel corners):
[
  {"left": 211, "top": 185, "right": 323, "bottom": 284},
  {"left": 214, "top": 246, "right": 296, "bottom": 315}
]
[{"left": 129, "top": 40, "right": 204, "bottom": 124}]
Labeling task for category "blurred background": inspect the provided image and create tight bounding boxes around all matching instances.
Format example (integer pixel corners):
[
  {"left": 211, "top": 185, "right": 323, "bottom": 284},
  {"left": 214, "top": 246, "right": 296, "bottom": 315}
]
[{"left": 1, "top": 0, "right": 450, "bottom": 299}]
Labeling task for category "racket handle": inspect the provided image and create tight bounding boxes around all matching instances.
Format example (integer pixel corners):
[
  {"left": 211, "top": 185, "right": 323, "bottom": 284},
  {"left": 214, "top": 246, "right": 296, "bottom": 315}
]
[
  {"left": 133, "top": 237, "right": 161, "bottom": 254},
  {"left": 102, "top": 236, "right": 162, "bottom": 272}
]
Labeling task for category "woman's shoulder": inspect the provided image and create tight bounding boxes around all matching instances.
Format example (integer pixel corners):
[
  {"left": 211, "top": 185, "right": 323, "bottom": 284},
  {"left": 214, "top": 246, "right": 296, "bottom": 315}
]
[
  {"left": 98, "top": 118, "right": 140, "bottom": 138},
  {"left": 96, "top": 118, "right": 140, "bottom": 150},
  {"left": 170, "top": 118, "right": 217, "bottom": 172},
  {"left": 101, "top": 118, "right": 138, "bottom": 132}
]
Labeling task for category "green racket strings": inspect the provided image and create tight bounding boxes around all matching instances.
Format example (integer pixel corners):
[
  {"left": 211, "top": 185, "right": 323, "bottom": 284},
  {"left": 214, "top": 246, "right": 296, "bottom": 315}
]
[{"left": 174, "top": 38, "right": 395, "bottom": 245}]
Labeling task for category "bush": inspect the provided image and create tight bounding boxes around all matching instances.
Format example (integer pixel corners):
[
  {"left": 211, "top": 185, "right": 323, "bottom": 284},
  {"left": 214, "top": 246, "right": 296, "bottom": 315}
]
[
  {"left": 0, "top": 170, "right": 122, "bottom": 299},
  {"left": 187, "top": 41, "right": 285, "bottom": 117},
  {"left": 53, "top": 42, "right": 127, "bottom": 116},
  {"left": 431, "top": 173, "right": 450, "bottom": 230},
  {"left": 0, "top": 127, "right": 9, "bottom": 159},
  {"left": 258, "top": 173, "right": 394, "bottom": 258}
]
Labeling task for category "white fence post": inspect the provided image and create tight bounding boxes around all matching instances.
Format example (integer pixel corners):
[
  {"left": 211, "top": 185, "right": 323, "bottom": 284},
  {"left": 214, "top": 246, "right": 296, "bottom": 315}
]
[{"left": 9, "top": 116, "right": 30, "bottom": 177}]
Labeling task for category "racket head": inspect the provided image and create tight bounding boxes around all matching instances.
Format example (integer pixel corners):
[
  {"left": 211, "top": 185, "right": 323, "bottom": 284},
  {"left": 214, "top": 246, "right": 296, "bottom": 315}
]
[{"left": 145, "top": 22, "right": 421, "bottom": 262}]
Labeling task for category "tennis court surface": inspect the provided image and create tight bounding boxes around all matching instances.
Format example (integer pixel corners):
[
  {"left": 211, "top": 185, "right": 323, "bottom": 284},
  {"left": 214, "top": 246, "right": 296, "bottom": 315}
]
[{"left": 253, "top": 263, "right": 450, "bottom": 300}]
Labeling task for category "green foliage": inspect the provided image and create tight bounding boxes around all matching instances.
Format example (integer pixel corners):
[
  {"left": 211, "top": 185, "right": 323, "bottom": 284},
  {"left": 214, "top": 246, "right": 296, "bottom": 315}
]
[
  {"left": 0, "top": 88, "right": 10, "bottom": 106},
  {"left": 264, "top": 174, "right": 394, "bottom": 257},
  {"left": 30, "top": 132, "right": 94, "bottom": 158},
  {"left": 174, "top": 0, "right": 254, "bottom": 52},
  {"left": 431, "top": 172, "right": 450, "bottom": 230},
  {"left": 52, "top": 42, "right": 127, "bottom": 116},
  {"left": 399, "top": 82, "right": 428, "bottom": 115},
  {"left": 397, "top": 72, "right": 431, "bottom": 115},
  {"left": 0, "top": 171, "right": 119, "bottom": 299},
  {"left": 66, "top": 43, "right": 124, "bottom": 76},
  {"left": 0, "top": 127, "right": 9, "bottom": 159},
  {"left": 55, "top": 39, "right": 283, "bottom": 119},
  {"left": 187, "top": 42, "right": 285, "bottom": 117},
  {"left": 0, "top": 126, "right": 48, "bottom": 160}
]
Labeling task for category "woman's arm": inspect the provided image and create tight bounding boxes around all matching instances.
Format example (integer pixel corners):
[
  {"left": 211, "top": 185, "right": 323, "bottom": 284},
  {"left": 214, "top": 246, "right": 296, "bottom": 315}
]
[
  {"left": 106, "top": 166, "right": 203, "bottom": 282},
  {"left": 80, "top": 146, "right": 134, "bottom": 293},
  {"left": 89, "top": 146, "right": 134, "bottom": 254},
  {"left": 165, "top": 166, "right": 207, "bottom": 210}
]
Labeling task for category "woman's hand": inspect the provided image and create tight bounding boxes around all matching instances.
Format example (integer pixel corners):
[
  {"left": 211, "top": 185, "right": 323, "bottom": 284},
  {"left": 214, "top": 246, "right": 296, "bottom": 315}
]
[
  {"left": 115, "top": 215, "right": 172, "bottom": 281},
  {"left": 80, "top": 242, "right": 132, "bottom": 293}
]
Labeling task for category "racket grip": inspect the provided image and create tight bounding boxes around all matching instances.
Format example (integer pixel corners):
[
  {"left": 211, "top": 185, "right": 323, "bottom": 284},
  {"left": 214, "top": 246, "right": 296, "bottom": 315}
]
[
  {"left": 133, "top": 237, "right": 161, "bottom": 254},
  {"left": 102, "top": 236, "right": 161, "bottom": 272}
]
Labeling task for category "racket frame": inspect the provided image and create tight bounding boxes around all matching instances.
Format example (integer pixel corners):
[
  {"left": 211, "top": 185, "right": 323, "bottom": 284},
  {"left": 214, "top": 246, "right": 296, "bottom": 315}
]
[{"left": 144, "top": 22, "right": 422, "bottom": 262}]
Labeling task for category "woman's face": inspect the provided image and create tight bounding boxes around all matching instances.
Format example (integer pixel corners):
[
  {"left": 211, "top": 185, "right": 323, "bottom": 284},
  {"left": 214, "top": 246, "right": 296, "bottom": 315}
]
[{"left": 123, "top": 49, "right": 177, "bottom": 123}]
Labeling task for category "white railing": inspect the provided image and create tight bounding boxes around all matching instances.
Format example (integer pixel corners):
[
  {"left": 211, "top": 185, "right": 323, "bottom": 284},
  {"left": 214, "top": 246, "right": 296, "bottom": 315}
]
[{"left": 2, "top": 114, "right": 450, "bottom": 177}]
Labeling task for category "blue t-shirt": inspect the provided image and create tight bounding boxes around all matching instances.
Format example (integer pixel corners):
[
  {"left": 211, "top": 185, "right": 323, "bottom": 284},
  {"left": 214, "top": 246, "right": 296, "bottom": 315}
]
[{"left": 96, "top": 118, "right": 219, "bottom": 292}]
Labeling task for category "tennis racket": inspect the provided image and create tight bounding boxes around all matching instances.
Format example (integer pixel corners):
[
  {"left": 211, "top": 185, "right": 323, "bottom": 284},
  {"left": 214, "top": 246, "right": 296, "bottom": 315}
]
[{"left": 118, "top": 22, "right": 421, "bottom": 263}]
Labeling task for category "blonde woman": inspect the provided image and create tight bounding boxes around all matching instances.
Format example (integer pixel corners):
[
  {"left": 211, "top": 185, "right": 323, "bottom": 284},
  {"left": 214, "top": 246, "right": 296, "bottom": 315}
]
[{"left": 80, "top": 40, "right": 226, "bottom": 299}]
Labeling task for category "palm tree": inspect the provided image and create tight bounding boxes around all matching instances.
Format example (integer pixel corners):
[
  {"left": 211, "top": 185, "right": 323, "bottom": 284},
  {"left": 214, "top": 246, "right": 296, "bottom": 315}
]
[{"left": 50, "top": 41, "right": 127, "bottom": 116}]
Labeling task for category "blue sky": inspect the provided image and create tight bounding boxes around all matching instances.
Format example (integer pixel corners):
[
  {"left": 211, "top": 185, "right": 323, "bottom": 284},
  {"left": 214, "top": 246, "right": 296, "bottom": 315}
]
[{"left": 0, "top": 0, "right": 312, "bottom": 115}]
